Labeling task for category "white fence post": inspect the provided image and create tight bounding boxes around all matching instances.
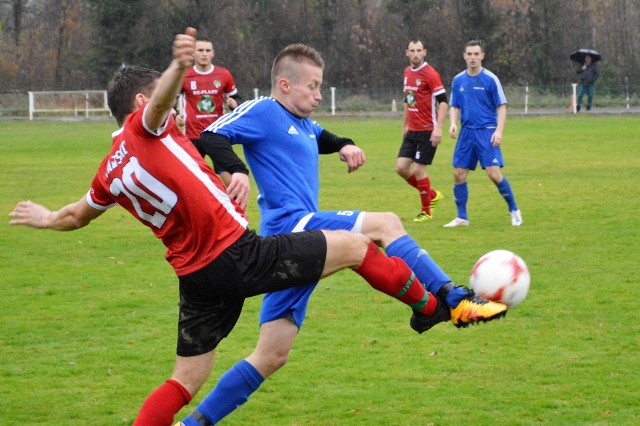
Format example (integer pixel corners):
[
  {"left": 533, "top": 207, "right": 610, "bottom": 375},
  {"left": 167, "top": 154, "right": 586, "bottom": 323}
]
[
  {"left": 572, "top": 83, "right": 578, "bottom": 114},
  {"left": 524, "top": 85, "right": 529, "bottom": 115},
  {"left": 28, "top": 91, "right": 34, "bottom": 121},
  {"left": 253, "top": 88, "right": 259, "bottom": 99},
  {"left": 85, "top": 91, "right": 90, "bottom": 118},
  {"left": 105, "top": 91, "right": 112, "bottom": 116},
  {"left": 330, "top": 87, "right": 336, "bottom": 116},
  {"left": 625, "top": 77, "right": 630, "bottom": 111}
]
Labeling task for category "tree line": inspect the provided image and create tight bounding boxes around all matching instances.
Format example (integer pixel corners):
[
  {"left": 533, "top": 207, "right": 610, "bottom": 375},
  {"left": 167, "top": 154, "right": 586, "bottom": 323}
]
[{"left": 1, "top": 0, "right": 638, "bottom": 94}]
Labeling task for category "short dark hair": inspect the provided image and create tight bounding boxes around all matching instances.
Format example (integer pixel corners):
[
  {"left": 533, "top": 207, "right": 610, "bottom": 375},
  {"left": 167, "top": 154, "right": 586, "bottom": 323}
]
[
  {"left": 407, "top": 39, "right": 425, "bottom": 49},
  {"left": 197, "top": 38, "right": 214, "bottom": 49},
  {"left": 465, "top": 39, "right": 484, "bottom": 52},
  {"left": 107, "top": 64, "right": 161, "bottom": 127},
  {"left": 271, "top": 44, "right": 324, "bottom": 87}
]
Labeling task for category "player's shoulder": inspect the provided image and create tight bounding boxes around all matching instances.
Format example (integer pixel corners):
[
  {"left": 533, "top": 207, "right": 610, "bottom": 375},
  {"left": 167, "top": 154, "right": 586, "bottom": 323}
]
[
  {"left": 237, "top": 96, "right": 275, "bottom": 114},
  {"left": 452, "top": 70, "right": 467, "bottom": 82},
  {"left": 213, "top": 65, "right": 234, "bottom": 77},
  {"left": 183, "top": 66, "right": 199, "bottom": 78},
  {"left": 481, "top": 68, "right": 502, "bottom": 83},
  {"left": 423, "top": 62, "right": 440, "bottom": 73},
  {"left": 208, "top": 97, "right": 274, "bottom": 132}
]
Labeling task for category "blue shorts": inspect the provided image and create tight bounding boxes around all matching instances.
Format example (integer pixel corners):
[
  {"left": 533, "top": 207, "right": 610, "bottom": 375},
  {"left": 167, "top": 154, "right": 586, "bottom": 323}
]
[
  {"left": 452, "top": 127, "right": 504, "bottom": 170},
  {"left": 259, "top": 210, "right": 365, "bottom": 328}
]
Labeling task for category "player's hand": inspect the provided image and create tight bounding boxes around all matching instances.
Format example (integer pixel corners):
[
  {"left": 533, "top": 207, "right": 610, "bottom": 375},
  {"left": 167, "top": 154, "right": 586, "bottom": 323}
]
[
  {"left": 173, "top": 27, "right": 197, "bottom": 69},
  {"left": 338, "top": 145, "right": 366, "bottom": 173},
  {"left": 174, "top": 113, "right": 185, "bottom": 127},
  {"left": 402, "top": 124, "right": 409, "bottom": 138},
  {"left": 226, "top": 173, "right": 250, "bottom": 210},
  {"left": 226, "top": 97, "right": 238, "bottom": 110},
  {"left": 431, "top": 127, "right": 443, "bottom": 146},
  {"left": 491, "top": 131, "right": 503, "bottom": 147},
  {"left": 9, "top": 200, "right": 50, "bottom": 228},
  {"left": 449, "top": 124, "right": 458, "bottom": 139}
]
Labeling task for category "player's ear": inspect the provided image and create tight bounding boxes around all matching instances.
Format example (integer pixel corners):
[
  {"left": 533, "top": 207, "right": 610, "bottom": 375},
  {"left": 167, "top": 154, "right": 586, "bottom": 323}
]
[
  {"left": 279, "top": 78, "right": 291, "bottom": 93},
  {"left": 133, "top": 93, "right": 148, "bottom": 109}
]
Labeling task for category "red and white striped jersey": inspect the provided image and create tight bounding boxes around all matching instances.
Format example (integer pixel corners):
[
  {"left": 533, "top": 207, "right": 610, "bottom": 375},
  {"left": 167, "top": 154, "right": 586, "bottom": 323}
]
[{"left": 88, "top": 103, "right": 248, "bottom": 276}]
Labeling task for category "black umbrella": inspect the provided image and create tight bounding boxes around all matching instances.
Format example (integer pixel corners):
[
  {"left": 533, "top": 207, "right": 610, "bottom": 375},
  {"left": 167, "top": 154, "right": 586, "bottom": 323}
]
[{"left": 570, "top": 49, "right": 602, "bottom": 63}]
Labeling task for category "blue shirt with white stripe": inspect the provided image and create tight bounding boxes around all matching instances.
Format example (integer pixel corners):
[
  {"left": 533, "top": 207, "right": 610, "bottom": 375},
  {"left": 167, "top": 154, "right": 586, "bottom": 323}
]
[
  {"left": 450, "top": 68, "right": 507, "bottom": 129},
  {"left": 204, "top": 97, "right": 324, "bottom": 236}
]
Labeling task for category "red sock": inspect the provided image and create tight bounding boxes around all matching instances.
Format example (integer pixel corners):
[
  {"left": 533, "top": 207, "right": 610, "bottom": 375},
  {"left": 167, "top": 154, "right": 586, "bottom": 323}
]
[
  {"left": 406, "top": 175, "right": 418, "bottom": 189},
  {"left": 133, "top": 379, "right": 192, "bottom": 426},
  {"left": 416, "top": 178, "right": 432, "bottom": 214},
  {"left": 355, "top": 241, "right": 437, "bottom": 316}
]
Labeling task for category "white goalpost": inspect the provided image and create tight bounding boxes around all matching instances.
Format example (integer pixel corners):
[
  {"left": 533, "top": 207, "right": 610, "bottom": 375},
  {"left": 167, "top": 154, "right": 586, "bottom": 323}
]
[{"left": 28, "top": 90, "right": 111, "bottom": 120}]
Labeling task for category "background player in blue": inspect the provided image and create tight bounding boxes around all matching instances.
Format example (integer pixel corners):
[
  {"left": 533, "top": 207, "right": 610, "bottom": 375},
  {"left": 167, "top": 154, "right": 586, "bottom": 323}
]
[
  {"left": 177, "top": 44, "right": 507, "bottom": 426},
  {"left": 445, "top": 40, "right": 522, "bottom": 228}
]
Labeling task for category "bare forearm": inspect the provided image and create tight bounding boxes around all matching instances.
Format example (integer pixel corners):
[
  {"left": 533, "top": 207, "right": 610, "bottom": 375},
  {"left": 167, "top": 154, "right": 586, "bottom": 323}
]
[
  {"left": 9, "top": 199, "right": 102, "bottom": 231},
  {"left": 146, "top": 29, "right": 196, "bottom": 130},
  {"left": 449, "top": 107, "right": 459, "bottom": 125},
  {"left": 436, "top": 102, "right": 448, "bottom": 129},
  {"left": 146, "top": 61, "right": 187, "bottom": 130},
  {"left": 402, "top": 103, "right": 409, "bottom": 129},
  {"left": 496, "top": 105, "right": 507, "bottom": 133}
]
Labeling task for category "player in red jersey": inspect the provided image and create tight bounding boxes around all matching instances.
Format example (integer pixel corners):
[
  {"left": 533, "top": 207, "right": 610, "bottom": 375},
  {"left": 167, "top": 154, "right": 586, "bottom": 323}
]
[
  {"left": 9, "top": 28, "right": 448, "bottom": 426},
  {"left": 177, "top": 38, "right": 242, "bottom": 185},
  {"left": 396, "top": 39, "right": 448, "bottom": 222}
]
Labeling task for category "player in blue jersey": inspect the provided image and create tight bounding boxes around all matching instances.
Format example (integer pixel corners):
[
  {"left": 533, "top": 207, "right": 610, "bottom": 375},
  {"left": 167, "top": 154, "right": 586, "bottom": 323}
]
[
  {"left": 445, "top": 40, "right": 522, "bottom": 228},
  {"left": 177, "top": 44, "right": 508, "bottom": 426}
]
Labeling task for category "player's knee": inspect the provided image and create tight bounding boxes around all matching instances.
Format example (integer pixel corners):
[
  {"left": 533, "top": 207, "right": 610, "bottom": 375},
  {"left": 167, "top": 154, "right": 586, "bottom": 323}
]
[
  {"left": 382, "top": 212, "right": 404, "bottom": 233},
  {"left": 453, "top": 168, "right": 467, "bottom": 183},
  {"left": 366, "top": 212, "right": 405, "bottom": 245},
  {"left": 323, "top": 230, "right": 371, "bottom": 274},
  {"left": 171, "top": 356, "right": 214, "bottom": 397},
  {"left": 268, "top": 350, "right": 290, "bottom": 371},
  {"left": 395, "top": 161, "right": 411, "bottom": 177},
  {"left": 487, "top": 169, "right": 503, "bottom": 183},
  {"left": 339, "top": 231, "right": 370, "bottom": 262},
  {"left": 253, "top": 347, "right": 290, "bottom": 375}
]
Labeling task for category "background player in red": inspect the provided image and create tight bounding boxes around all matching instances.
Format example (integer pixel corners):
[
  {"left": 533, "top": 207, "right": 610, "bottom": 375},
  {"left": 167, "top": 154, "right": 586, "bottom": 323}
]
[
  {"left": 396, "top": 39, "right": 448, "bottom": 222},
  {"left": 177, "top": 38, "right": 242, "bottom": 184},
  {"left": 9, "top": 28, "right": 449, "bottom": 426}
]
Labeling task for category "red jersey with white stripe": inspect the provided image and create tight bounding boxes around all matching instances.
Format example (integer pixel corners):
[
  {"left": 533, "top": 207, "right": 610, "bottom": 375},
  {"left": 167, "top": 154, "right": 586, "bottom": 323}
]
[
  {"left": 180, "top": 65, "right": 238, "bottom": 140},
  {"left": 403, "top": 62, "right": 445, "bottom": 131},
  {"left": 87, "top": 103, "right": 248, "bottom": 276}
]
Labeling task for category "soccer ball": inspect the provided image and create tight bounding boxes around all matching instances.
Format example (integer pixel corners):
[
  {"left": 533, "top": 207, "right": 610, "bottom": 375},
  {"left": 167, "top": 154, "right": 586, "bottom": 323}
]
[{"left": 469, "top": 250, "right": 530, "bottom": 307}]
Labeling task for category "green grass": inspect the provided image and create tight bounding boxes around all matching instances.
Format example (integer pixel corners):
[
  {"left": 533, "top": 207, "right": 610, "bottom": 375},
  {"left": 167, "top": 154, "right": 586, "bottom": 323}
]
[{"left": 1, "top": 115, "right": 639, "bottom": 425}]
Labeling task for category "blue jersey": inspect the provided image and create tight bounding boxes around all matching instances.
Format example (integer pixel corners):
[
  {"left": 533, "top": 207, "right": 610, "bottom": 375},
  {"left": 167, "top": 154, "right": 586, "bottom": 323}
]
[
  {"left": 205, "top": 97, "right": 324, "bottom": 235},
  {"left": 450, "top": 68, "right": 506, "bottom": 129}
]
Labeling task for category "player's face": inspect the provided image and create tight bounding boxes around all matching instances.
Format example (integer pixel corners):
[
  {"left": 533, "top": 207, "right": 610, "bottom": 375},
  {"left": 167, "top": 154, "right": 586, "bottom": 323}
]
[
  {"left": 287, "top": 63, "right": 323, "bottom": 118},
  {"left": 406, "top": 42, "right": 426, "bottom": 68},
  {"left": 463, "top": 45, "right": 484, "bottom": 70},
  {"left": 194, "top": 41, "right": 214, "bottom": 68}
]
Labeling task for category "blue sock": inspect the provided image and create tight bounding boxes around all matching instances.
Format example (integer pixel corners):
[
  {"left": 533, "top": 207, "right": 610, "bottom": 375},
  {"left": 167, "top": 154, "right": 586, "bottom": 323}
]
[
  {"left": 385, "top": 235, "right": 451, "bottom": 295},
  {"left": 453, "top": 182, "right": 468, "bottom": 220},
  {"left": 496, "top": 177, "right": 518, "bottom": 211},
  {"left": 182, "top": 359, "right": 264, "bottom": 425}
]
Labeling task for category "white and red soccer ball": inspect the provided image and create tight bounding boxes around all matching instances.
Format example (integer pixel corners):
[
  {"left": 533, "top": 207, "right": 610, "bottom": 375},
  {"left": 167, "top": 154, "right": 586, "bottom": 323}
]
[{"left": 470, "top": 250, "right": 530, "bottom": 307}]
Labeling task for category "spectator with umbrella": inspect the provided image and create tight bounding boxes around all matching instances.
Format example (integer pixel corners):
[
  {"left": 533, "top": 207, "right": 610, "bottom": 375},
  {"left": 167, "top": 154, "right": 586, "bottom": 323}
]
[{"left": 570, "top": 49, "right": 601, "bottom": 112}]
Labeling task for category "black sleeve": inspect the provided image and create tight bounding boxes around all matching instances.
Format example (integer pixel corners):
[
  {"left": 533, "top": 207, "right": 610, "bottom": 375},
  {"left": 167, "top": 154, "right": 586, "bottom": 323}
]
[
  {"left": 436, "top": 92, "right": 448, "bottom": 104},
  {"left": 229, "top": 93, "right": 243, "bottom": 110},
  {"left": 317, "top": 129, "right": 356, "bottom": 154},
  {"left": 199, "top": 132, "right": 249, "bottom": 175}
]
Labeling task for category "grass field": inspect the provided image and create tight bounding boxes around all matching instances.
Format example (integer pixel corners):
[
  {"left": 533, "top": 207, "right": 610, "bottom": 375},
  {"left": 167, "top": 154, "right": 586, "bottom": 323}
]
[{"left": 1, "top": 114, "right": 639, "bottom": 425}]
